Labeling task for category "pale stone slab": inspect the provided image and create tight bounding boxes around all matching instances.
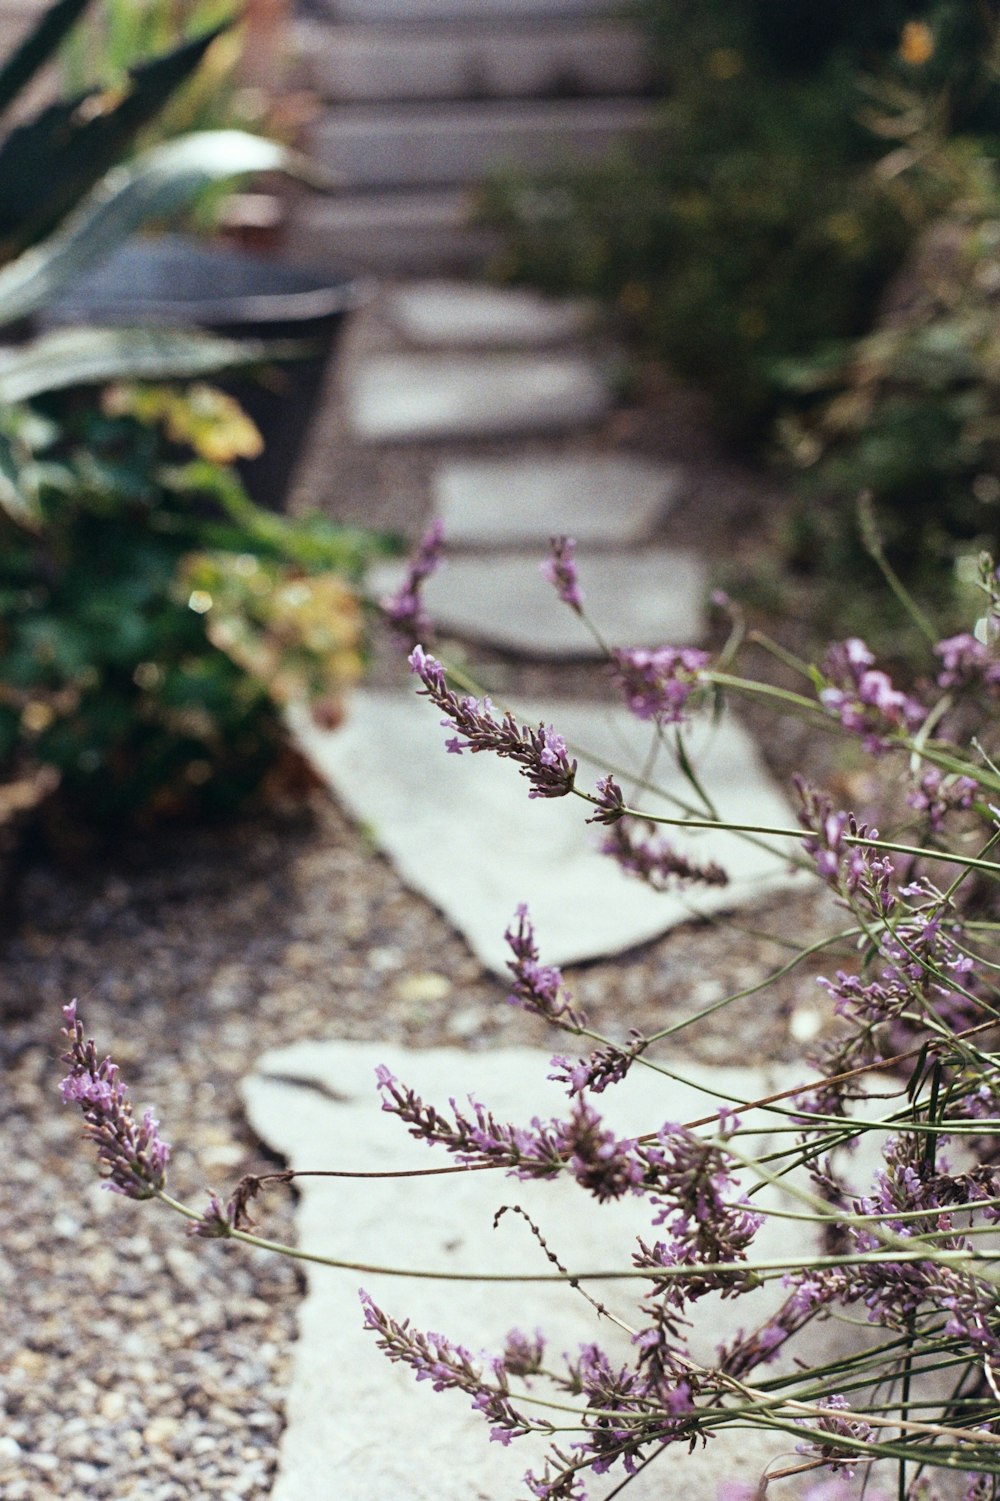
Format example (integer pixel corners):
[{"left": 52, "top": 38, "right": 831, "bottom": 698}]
[
  {"left": 347, "top": 354, "right": 610, "bottom": 440},
  {"left": 369, "top": 548, "right": 705, "bottom": 657},
  {"left": 290, "top": 691, "right": 802, "bottom": 972},
  {"left": 434, "top": 455, "right": 683, "bottom": 545},
  {"left": 312, "top": 99, "right": 655, "bottom": 191},
  {"left": 389, "top": 280, "right": 593, "bottom": 349},
  {"left": 313, "top": 0, "right": 630, "bottom": 28},
  {"left": 299, "top": 20, "right": 652, "bottom": 104},
  {"left": 241, "top": 1041, "right": 853, "bottom": 1501},
  {"left": 290, "top": 193, "right": 499, "bottom": 276}
]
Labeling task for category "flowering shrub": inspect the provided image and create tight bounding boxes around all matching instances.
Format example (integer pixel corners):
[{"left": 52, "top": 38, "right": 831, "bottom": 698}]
[{"left": 62, "top": 531, "right": 1000, "bottom": 1499}]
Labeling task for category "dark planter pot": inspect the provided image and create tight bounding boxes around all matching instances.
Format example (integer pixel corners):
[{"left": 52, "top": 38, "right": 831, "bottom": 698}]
[{"left": 39, "top": 234, "right": 365, "bottom": 510}]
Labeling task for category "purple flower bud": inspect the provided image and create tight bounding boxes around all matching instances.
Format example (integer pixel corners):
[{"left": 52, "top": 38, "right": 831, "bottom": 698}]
[
  {"left": 610, "top": 646, "right": 710, "bottom": 725},
  {"left": 505, "top": 905, "right": 585, "bottom": 1028},
  {"left": 540, "top": 536, "right": 584, "bottom": 614},
  {"left": 409, "top": 648, "right": 576, "bottom": 800},
  {"left": 820, "top": 638, "right": 925, "bottom": 752},
  {"left": 187, "top": 1192, "right": 236, "bottom": 1238},
  {"left": 599, "top": 818, "right": 728, "bottom": 890},
  {"left": 382, "top": 520, "right": 445, "bottom": 646},
  {"left": 59, "top": 1001, "right": 170, "bottom": 1200}
]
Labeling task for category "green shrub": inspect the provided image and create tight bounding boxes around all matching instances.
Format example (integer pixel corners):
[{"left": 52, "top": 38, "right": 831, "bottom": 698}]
[
  {"left": 0, "top": 388, "right": 380, "bottom": 826},
  {"left": 772, "top": 145, "right": 1000, "bottom": 623},
  {"left": 481, "top": 1, "right": 999, "bottom": 433}
]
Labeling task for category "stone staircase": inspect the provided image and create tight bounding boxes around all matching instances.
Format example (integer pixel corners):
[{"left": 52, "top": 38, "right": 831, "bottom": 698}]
[{"left": 289, "top": 0, "right": 656, "bottom": 274}]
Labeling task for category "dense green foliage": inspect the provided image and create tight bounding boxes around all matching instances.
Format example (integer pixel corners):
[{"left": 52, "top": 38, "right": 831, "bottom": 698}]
[
  {"left": 0, "top": 393, "right": 378, "bottom": 826},
  {"left": 0, "top": 0, "right": 370, "bottom": 833},
  {"left": 481, "top": 0, "right": 1000, "bottom": 596}
]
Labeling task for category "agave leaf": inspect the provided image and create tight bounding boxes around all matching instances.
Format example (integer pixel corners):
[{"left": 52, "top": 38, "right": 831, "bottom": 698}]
[
  {"left": 0, "top": 22, "right": 230, "bottom": 254},
  {"left": 0, "top": 0, "right": 98, "bottom": 121},
  {"left": 0, "top": 325, "right": 274, "bottom": 407},
  {"left": 0, "top": 129, "right": 293, "bottom": 327}
]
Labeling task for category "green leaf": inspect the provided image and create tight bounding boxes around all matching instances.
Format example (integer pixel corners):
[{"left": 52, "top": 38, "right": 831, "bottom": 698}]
[
  {"left": 0, "top": 129, "right": 294, "bottom": 326},
  {"left": 0, "top": 22, "right": 230, "bottom": 254},
  {"left": 0, "top": 325, "right": 273, "bottom": 406},
  {"left": 0, "top": 0, "right": 98, "bottom": 120},
  {"left": 0, "top": 426, "right": 42, "bottom": 529}
]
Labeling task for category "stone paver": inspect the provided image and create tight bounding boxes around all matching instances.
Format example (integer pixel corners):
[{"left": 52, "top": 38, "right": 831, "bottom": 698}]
[
  {"left": 241, "top": 1040, "right": 850, "bottom": 1501},
  {"left": 313, "top": 99, "right": 655, "bottom": 191},
  {"left": 300, "top": 19, "right": 652, "bottom": 104},
  {"left": 434, "top": 454, "right": 683, "bottom": 545},
  {"left": 389, "top": 280, "right": 592, "bottom": 348},
  {"left": 347, "top": 353, "right": 610, "bottom": 441},
  {"left": 329, "top": 0, "right": 618, "bottom": 18},
  {"left": 370, "top": 547, "right": 706, "bottom": 657},
  {"left": 290, "top": 691, "right": 802, "bottom": 973}
]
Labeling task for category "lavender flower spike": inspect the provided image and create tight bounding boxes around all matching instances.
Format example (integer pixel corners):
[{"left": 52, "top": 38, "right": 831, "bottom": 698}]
[
  {"left": 409, "top": 646, "right": 576, "bottom": 799},
  {"left": 59, "top": 1000, "right": 170, "bottom": 1199},
  {"left": 610, "top": 646, "right": 710, "bottom": 725},
  {"left": 541, "top": 535, "right": 583, "bottom": 613},
  {"left": 505, "top": 904, "right": 585, "bottom": 1028},
  {"left": 381, "top": 518, "right": 445, "bottom": 645}
]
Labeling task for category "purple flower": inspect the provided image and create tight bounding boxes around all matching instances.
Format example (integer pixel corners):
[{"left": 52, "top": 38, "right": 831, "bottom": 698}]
[
  {"left": 720, "top": 1271, "right": 843, "bottom": 1378},
  {"left": 934, "top": 632, "right": 1000, "bottom": 690},
  {"left": 359, "top": 1291, "right": 534, "bottom": 1443},
  {"left": 59, "top": 1000, "right": 170, "bottom": 1199},
  {"left": 187, "top": 1192, "right": 236, "bottom": 1239},
  {"left": 610, "top": 646, "right": 710, "bottom": 725},
  {"left": 505, "top": 905, "right": 585, "bottom": 1028},
  {"left": 549, "top": 1037, "right": 645, "bottom": 1096},
  {"left": 819, "top": 638, "right": 925, "bottom": 752},
  {"left": 587, "top": 774, "right": 627, "bottom": 826},
  {"left": 499, "top": 1328, "right": 546, "bottom": 1379},
  {"left": 907, "top": 768, "right": 977, "bottom": 828},
  {"left": 541, "top": 536, "right": 584, "bottom": 613},
  {"left": 795, "top": 779, "right": 894, "bottom": 915},
  {"left": 409, "top": 647, "right": 576, "bottom": 799},
  {"left": 600, "top": 818, "right": 728, "bottom": 890},
  {"left": 381, "top": 519, "right": 445, "bottom": 645},
  {"left": 794, "top": 1394, "right": 873, "bottom": 1475},
  {"left": 376, "top": 1066, "right": 645, "bottom": 1201}
]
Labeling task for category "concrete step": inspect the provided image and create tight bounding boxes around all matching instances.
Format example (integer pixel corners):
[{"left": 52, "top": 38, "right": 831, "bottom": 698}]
[
  {"left": 295, "top": 18, "right": 653, "bottom": 103},
  {"left": 346, "top": 351, "right": 610, "bottom": 441},
  {"left": 286, "top": 190, "right": 499, "bottom": 274},
  {"left": 303, "top": 0, "right": 620, "bottom": 20},
  {"left": 311, "top": 97, "right": 655, "bottom": 190}
]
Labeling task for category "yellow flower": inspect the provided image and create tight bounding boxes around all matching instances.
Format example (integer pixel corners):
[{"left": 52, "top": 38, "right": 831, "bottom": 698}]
[{"left": 899, "top": 21, "right": 934, "bottom": 67}]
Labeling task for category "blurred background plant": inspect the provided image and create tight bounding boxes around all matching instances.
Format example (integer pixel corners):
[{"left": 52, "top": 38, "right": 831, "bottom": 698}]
[
  {"left": 0, "top": 387, "right": 375, "bottom": 834},
  {"left": 57, "top": 0, "right": 312, "bottom": 237},
  {"left": 0, "top": 0, "right": 380, "bottom": 847},
  {"left": 776, "top": 133, "right": 1000, "bottom": 639},
  {"left": 479, "top": 0, "right": 1000, "bottom": 636}
]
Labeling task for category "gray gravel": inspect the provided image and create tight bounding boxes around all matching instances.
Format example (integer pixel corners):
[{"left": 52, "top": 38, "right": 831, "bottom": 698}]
[{"left": 0, "top": 286, "right": 843, "bottom": 1499}]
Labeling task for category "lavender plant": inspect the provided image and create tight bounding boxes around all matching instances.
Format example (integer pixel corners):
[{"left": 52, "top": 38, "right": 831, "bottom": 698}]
[{"left": 61, "top": 530, "right": 1000, "bottom": 1501}]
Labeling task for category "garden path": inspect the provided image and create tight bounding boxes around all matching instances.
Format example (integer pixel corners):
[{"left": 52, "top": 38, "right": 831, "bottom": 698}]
[
  {"left": 249, "top": 278, "right": 834, "bottom": 1499},
  {"left": 289, "top": 276, "right": 802, "bottom": 968}
]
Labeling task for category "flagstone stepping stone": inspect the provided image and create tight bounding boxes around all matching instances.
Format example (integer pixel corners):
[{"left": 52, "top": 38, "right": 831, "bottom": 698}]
[
  {"left": 289, "top": 691, "right": 803, "bottom": 973},
  {"left": 241, "top": 1040, "right": 859, "bottom": 1501},
  {"left": 346, "top": 354, "right": 610, "bottom": 441},
  {"left": 370, "top": 547, "right": 706, "bottom": 658},
  {"left": 435, "top": 455, "right": 683, "bottom": 546},
  {"left": 388, "top": 280, "right": 593, "bottom": 348}
]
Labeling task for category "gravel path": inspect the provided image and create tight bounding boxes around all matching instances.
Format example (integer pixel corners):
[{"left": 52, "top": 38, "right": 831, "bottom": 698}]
[{"left": 0, "top": 287, "right": 839, "bottom": 1499}]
